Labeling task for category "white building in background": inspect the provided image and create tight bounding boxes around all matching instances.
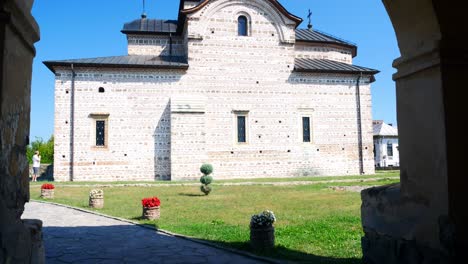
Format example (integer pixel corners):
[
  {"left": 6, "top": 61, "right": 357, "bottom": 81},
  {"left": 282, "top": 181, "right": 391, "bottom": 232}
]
[{"left": 373, "top": 120, "right": 399, "bottom": 168}]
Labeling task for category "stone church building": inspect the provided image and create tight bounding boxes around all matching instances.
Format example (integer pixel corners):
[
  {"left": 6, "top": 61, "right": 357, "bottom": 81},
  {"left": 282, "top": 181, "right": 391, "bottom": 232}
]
[{"left": 45, "top": 0, "right": 378, "bottom": 181}]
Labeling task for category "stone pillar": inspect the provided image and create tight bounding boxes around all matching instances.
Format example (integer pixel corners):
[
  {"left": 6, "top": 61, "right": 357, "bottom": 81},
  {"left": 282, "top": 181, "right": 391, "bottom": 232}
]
[
  {"left": 361, "top": 0, "right": 467, "bottom": 263},
  {"left": 0, "top": 0, "right": 42, "bottom": 263}
]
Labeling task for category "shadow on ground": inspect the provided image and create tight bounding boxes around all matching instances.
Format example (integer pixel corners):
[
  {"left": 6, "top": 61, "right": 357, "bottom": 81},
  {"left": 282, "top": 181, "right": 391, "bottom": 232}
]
[
  {"left": 39, "top": 225, "right": 361, "bottom": 264},
  {"left": 178, "top": 193, "right": 206, "bottom": 197},
  {"left": 202, "top": 240, "right": 362, "bottom": 264}
]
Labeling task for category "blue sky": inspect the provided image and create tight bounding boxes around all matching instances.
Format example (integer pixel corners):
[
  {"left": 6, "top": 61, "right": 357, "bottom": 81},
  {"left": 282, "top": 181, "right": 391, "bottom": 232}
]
[{"left": 30, "top": 0, "right": 399, "bottom": 141}]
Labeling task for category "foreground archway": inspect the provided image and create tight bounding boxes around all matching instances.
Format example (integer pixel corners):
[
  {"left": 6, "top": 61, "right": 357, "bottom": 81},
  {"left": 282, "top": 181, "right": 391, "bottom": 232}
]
[
  {"left": 1, "top": 0, "right": 467, "bottom": 263},
  {"left": 361, "top": 0, "right": 467, "bottom": 263}
]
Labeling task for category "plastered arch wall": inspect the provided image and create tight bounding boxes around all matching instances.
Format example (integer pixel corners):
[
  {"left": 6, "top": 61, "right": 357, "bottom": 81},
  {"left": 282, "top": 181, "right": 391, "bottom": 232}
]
[{"left": 186, "top": 0, "right": 296, "bottom": 44}]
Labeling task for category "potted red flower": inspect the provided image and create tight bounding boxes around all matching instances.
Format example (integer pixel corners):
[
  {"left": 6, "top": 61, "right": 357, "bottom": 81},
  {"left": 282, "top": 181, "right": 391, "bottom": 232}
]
[
  {"left": 141, "top": 197, "right": 161, "bottom": 220},
  {"left": 40, "top": 183, "right": 55, "bottom": 199}
]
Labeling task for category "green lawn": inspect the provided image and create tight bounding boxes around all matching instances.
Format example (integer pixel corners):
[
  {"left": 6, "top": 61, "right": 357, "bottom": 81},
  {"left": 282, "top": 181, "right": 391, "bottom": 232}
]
[
  {"left": 30, "top": 173, "right": 399, "bottom": 263},
  {"left": 30, "top": 170, "right": 399, "bottom": 186}
]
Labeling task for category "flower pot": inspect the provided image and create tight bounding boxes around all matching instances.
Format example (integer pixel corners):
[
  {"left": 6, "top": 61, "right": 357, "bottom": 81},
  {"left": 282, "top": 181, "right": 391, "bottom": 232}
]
[
  {"left": 40, "top": 189, "right": 54, "bottom": 199},
  {"left": 89, "top": 197, "right": 104, "bottom": 209},
  {"left": 142, "top": 206, "right": 160, "bottom": 220},
  {"left": 250, "top": 225, "right": 275, "bottom": 250}
]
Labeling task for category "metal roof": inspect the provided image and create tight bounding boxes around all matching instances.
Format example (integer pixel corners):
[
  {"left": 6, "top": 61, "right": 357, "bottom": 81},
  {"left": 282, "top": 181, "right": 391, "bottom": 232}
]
[
  {"left": 121, "top": 19, "right": 178, "bottom": 35},
  {"left": 373, "top": 121, "right": 398, "bottom": 136},
  {"left": 296, "top": 29, "right": 357, "bottom": 57},
  {"left": 294, "top": 58, "right": 379, "bottom": 75},
  {"left": 44, "top": 55, "right": 188, "bottom": 73}
]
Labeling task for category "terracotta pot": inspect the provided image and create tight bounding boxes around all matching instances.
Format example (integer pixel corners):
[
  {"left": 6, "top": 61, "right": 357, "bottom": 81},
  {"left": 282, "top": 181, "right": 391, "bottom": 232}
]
[
  {"left": 89, "top": 197, "right": 104, "bottom": 209},
  {"left": 142, "top": 206, "right": 160, "bottom": 220},
  {"left": 250, "top": 225, "right": 275, "bottom": 250},
  {"left": 40, "top": 189, "right": 54, "bottom": 199}
]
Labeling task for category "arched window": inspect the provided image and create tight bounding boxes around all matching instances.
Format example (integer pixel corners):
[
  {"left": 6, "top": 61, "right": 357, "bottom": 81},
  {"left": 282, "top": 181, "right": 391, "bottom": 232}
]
[
  {"left": 98, "top": 87, "right": 105, "bottom": 93},
  {"left": 238, "top": 16, "right": 248, "bottom": 36}
]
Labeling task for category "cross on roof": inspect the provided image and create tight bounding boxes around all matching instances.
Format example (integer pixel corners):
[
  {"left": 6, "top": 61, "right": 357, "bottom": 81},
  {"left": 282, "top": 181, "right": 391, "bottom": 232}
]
[
  {"left": 307, "top": 9, "right": 313, "bottom": 30},
  {"left": 142, "top": 0, "right": 147, "bottom": 18}
]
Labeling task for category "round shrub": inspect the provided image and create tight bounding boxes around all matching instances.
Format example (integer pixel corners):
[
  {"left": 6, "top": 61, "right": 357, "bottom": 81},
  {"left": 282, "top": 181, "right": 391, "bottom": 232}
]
[
  {"left": 200, "top": 185, "right": 212, "bottom": 195},
  {"left": 200, "top": 163, "right": 213, "bottom": 175},
  {"left": 200, "top": 175, "right": 213, "bottom": 185}
]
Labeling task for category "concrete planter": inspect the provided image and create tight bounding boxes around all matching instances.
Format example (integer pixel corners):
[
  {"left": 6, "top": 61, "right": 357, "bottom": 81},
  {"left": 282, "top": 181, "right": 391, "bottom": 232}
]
[
  {"left": 89, "top": 197, "right": 104, "bottom": 209},
  {"left": 250, "top": 225, "right": 275, "bottom": 250},
  {"left": 142, "top": 206, "right": 160, "bottom": 220},
  {"left": 40, "top": 189, "right": 54, "bottom": 199}
]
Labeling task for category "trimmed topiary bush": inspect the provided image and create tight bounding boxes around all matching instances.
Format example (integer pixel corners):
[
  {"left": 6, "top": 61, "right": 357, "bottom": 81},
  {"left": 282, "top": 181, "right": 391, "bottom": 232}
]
[
  {"left": 200, "top": 185, "right": 212, "bottom": 195},
  {"left": 200, "top": 175, "right": 213, "bottom": 185},
  {"left": 200, "top": 163, "right": 214, "bottom": 195},
  {"left": 200, "top": 164, "right": 213, "bottom": 175}
]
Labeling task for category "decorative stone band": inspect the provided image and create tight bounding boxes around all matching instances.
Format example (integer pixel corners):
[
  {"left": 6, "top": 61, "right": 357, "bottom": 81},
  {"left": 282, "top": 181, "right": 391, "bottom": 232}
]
[
  {"left": 142, "top": 206, "right": 160, "bottom": 220},
  {"left": 40, "top": 189, "right": 54, "bottom": 199}
]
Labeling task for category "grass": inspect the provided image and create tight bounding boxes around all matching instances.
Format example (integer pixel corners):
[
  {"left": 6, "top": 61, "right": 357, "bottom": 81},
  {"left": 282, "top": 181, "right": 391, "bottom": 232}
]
[
  {"left": 30, "top": 170, "right": 399, "bottom": 186},
  {"left": 30, "top": 173, "right": 399, "bottom": 263}
]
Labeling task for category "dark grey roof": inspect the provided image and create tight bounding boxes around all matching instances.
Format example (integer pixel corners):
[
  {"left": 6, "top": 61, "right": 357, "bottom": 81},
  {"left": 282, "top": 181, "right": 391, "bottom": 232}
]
[
  {"left": 294, "top": 58, "right": 379, "bottom": 75},
  {"left": 44, "top": 55, "right": 188, "bottom": 73},
  {"left": 296, "top": 29, "right": 357, "bottom": 57},
  {"left": 122, "top": 19, "right": 178, "bottom": 35}
]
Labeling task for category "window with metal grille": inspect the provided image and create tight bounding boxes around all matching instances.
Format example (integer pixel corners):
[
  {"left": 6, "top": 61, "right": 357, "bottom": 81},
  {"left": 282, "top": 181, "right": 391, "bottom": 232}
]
[
  {"left": 96, "top": 120, "right": 105, "bottom": 146},
  {"left": 238, "top": 16, "right": 248, "bottom": 36},
  {"left": 302, "top": 117, "right": 311, "bottom": 142},
  {"left": 237, "top": 116, "right": 246, "bottom": 143},
  {"left": 387, "top": 142, "right": 393, "bottom": 157}
]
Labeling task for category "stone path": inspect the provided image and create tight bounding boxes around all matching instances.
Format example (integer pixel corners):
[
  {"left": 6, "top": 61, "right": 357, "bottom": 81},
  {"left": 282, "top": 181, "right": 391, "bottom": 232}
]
[{"left": 22, "top": 202, "right": 268, "bottom": 264}]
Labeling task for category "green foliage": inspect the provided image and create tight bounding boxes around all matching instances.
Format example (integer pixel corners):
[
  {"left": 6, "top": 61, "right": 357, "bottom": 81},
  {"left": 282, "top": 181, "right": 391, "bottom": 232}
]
[
  {"left": 200, "top": 175, "right": 213, "bottom": 185},
  {"left": 200, "top": 163, "right": 213, "bottom": 175},
  {"left": 200, "top": 184, "right": 212, "bottom": 195},
  {"left": 27, "top": 135, "right": 54, "bottom": 164},
  {"left": 200, "top": 164, "right": 214, "bottom": 195}
]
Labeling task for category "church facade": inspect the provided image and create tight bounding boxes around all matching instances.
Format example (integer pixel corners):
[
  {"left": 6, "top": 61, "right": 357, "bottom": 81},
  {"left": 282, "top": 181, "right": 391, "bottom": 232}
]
[{"left": 45, "top": 0, "right": 378, "bottom": 181}]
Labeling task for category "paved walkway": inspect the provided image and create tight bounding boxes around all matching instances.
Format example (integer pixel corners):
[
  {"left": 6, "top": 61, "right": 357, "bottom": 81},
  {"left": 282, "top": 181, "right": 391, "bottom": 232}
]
[{"left": 22, "top": 202, "right": 267, "bottom": 264}]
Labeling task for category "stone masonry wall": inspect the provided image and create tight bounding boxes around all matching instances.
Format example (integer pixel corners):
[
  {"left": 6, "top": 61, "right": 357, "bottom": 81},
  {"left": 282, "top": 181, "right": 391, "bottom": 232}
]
[
  {"left": 127, "top": 35, "right": 185, "bottom": 57},
  {"left": 295, "top": 43, "right": 353, "bottom": 64},
  {"left": 0, "top": 0, "right": 44, "bottom": 263},
  {"left": 52, "top": 0, "right": 375, "bottom": 181}
]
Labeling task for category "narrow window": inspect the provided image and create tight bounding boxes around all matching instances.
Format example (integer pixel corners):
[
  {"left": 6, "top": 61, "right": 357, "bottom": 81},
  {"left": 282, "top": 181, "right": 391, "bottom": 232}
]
[
  {"left": 387, "top": 142, "right": 393, "bottom": 157},
  {"left": 96, "top": 120, "right": 105, "bottom": 146},
  {"left": 238, "top": 16, "right": 248, "bottom": 36},
  {"left": 302, "top": 117, "right": 311, "bottom": 142},
  {"left": 237, "top": 116, "right": 246, "bottom": 143}
]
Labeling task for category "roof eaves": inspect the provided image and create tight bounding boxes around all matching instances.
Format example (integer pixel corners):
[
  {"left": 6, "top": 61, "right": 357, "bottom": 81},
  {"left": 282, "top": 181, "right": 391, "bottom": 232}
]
[
  {"left": 121, "top": 30, "right": 178, "bottom": 36},
  {"left": 43, "top": 61, "right": 189, "bottom": 74},
  {"left": 293, "top": 68, "right": 379, "bottom": 75}
]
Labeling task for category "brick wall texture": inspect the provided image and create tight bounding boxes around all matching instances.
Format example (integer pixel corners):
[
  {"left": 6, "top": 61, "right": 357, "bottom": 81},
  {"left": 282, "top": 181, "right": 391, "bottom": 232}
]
[{"left": 52, "top": 0, "right": 375, "bottom": 181}]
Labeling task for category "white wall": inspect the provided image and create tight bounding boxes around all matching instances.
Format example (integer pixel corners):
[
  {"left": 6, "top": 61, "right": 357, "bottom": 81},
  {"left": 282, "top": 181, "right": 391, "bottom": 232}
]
[{"left": 374, "top": 137, "right": 399, "bottom": 167}]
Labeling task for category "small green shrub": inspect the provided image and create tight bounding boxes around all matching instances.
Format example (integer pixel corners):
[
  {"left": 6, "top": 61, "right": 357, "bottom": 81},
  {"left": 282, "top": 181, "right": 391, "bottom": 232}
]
[
  {"left": 200, "top": 185, "right": 212, "bottom": 195},
  {"left": 200, "top": 175, "right": 213, "bottom": 185},
  {"left": 199, "top": 163, "right": 213, "bottom": 195},
  {"left": 200, "top": 164, "right": 213, "bottom": 175}
]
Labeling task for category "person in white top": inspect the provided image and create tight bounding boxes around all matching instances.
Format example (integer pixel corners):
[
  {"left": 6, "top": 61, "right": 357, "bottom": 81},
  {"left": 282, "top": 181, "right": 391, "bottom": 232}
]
[{"left": 32, "top": 150, "right": 41, "bottom": 182}]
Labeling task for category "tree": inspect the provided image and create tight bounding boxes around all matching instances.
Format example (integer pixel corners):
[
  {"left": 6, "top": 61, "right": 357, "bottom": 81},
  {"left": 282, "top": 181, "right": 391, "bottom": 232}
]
[{"left": 27, "top": 135, "right": 54, "bottom": 164}]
